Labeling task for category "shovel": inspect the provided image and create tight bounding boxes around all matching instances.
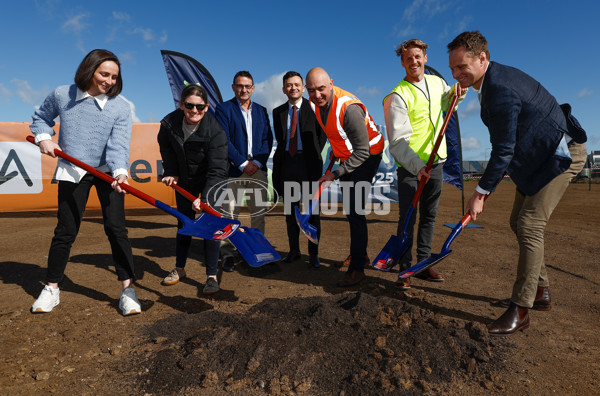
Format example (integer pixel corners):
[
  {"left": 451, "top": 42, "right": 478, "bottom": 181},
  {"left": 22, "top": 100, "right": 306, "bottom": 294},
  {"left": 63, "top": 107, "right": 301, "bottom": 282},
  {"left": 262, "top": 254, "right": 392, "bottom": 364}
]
[
  {"left": 26, "top": 136, "right": 240, "bottom": 241},
  {"left": 372, "top": 92, "right": 461, "bottom": 272},
  {"left": 294, "top": 156, "right": 337, "bottom": 244},
  {"left": 398, "top": 194, "right": 489, "bottom": 279},
  {"left": 169, "top": 183, "right": 281, "bottom": 267}
]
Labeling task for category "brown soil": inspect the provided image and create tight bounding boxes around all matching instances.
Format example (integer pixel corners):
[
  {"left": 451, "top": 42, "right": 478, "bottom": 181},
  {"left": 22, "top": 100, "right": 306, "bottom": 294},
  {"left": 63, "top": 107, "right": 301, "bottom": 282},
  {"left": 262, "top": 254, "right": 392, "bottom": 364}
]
[{"left": 1, "top": 180, "right": 599, "bottom": 395}]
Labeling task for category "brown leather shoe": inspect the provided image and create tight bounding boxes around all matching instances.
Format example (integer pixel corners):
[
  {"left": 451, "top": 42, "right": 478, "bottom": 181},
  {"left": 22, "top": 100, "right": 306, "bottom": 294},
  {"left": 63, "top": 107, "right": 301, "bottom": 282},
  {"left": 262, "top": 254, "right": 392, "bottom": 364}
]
[
  {"left": 396, "top": 277, "right": 411, "bottom": 291},
  {"left": 335, "top": 254, "right": 370, "bottom": 268},
  {"left": 414, "top": 267, "right": 444, "bottom": 282},
  {"left": 496, "top": 286, "right": 551, "bottom": 311},
  {"left": 487, "top": 302, "right": 530, "bottom": 336},
  {"left": 336, "top": 270, "right": 365, "bottom": 287}
]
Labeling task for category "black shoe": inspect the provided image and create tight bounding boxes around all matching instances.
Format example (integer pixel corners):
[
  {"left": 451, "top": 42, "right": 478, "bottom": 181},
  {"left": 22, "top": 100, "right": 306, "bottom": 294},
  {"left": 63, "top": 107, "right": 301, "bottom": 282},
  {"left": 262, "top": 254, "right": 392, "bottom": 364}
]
[
  {"left": 281, "top": 250, "right": 301, "bottom": 263},
  {"left": 487, "top": 302, "right": 530, "bottom": 336},
  {"left": 222, "top": 257, "right": 235, "bottom": 272},
  {"left": 309, "top": 254, "right": 320, "bottom": 269}
]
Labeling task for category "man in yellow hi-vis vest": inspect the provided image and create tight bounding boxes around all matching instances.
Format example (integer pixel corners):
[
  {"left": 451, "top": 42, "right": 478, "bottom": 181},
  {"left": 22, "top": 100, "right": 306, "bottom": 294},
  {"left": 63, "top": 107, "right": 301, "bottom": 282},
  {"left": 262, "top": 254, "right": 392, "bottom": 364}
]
[{"left": 383, "top": 39, "right": 466, "bottom": 290}]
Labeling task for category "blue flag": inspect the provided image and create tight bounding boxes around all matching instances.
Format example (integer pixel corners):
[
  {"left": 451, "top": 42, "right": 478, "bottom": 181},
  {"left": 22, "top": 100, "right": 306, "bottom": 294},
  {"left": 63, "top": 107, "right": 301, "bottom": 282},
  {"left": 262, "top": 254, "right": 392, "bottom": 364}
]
[
  {"left": 425, "top": 65, "right": 463, "bottom": 191},
  {"left": 160, "top": 50, "right": 223, "bottom": 115}
]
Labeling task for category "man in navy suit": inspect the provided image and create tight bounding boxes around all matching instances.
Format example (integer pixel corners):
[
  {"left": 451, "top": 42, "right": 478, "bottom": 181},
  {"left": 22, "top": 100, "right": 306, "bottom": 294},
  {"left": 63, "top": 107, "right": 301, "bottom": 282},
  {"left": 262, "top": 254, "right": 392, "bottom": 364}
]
[
  {"left": 272, "top": 71, "right": 327, "bottom": 268},
  {"left": 448, "top": 31, "right": 587, "bottom": 336},
  {"left": 215, "top": 71, "right": 274, "bottom": 271}
]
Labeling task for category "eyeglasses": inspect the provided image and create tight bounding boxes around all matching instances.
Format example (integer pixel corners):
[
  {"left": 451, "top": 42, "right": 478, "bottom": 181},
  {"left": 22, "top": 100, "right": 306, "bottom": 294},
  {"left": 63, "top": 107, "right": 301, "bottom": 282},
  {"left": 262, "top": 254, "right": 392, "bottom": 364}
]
[
  {"left": 234, "top": 84, "right": 254, "bottom": 90},
  {"left": 183, "top": 102, "right": 207, "bottom": 111}
]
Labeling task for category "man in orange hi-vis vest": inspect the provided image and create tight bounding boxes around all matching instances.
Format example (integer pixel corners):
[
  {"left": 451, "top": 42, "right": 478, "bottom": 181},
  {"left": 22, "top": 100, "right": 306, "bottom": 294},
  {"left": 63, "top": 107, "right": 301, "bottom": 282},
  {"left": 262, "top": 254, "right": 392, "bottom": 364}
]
[{"left": 305, "top": 67, "right": 384, "bottom": 287}]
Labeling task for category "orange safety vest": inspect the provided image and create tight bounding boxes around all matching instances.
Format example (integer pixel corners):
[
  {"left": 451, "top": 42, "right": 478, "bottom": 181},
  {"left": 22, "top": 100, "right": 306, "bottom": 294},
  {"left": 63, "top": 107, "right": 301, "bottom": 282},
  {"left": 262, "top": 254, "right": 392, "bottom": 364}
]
[{"left": 311, "top": 86, "right": 384, "bottom": 161}]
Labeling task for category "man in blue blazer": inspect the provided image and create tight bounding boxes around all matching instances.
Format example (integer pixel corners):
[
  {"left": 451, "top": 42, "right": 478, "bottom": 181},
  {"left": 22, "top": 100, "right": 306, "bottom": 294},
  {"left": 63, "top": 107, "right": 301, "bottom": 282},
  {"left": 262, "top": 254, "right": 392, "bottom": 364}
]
[
  {"left": 448, "top": 31, "right": 587, "bottom": 336},
  {"left": 215, "top": 71, "right": 274, "bottom": 271}
]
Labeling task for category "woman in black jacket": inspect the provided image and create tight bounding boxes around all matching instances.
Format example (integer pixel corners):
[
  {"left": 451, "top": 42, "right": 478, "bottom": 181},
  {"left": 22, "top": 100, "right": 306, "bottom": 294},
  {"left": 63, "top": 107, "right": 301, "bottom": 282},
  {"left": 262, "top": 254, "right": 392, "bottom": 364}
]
[{"left": 157, "top": 84, "right": 228, "bottom": 294}]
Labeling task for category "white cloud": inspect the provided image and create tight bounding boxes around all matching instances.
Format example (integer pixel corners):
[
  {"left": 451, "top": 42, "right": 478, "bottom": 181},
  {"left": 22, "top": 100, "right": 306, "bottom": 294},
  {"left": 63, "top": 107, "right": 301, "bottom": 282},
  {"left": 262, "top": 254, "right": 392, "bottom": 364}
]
[
  {"left": 461, "top": 136, "right": 480, "bottom": 151},
  {"left": 0, "top": 83, "right": 11, "bottom": 103},
  {"left": 355, "top": 86, "right": 381, "bottom": 98},
  {"left": 61, "top": 13, "right": 90, "bottom": 34},
  {"left": 158, "top": 30, "right": 168, "bottom": 44},
  {"left": 402, "top": 0, "right": 450, "bottom": 21},
  {"left": 577, "top": 88, "right": 594, "bottom": 98},
  {"left": 11, "top": 79, "right": 50, "bottom": 105},
  {"left": 252, "top": 73, "right": 287, "bottom": 114},
  {"left": 108, "top": 11, "right": 167, "bottom": 46},
  {"left": 131, "top": 27, "right": 154, "bottom": 41},
  {"left": 458, "top": 98, "right": 480, "bottom": 119},
  {"left": 118, "top": 51, "right": 135, "bottom": 65},
  {"left": 112, "top": 11, "right": 130, "bottom": 22},
  {"left": 120, "top": 95, "right": 141, "bottom": 123}
]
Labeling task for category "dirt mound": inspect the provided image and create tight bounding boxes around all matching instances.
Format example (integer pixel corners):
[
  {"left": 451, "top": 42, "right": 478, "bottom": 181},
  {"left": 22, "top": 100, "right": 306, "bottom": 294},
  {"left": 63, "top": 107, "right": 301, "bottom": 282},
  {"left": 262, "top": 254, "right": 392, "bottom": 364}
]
[{"left": 135, "top": 292, "right": 507, "bottom": 395}]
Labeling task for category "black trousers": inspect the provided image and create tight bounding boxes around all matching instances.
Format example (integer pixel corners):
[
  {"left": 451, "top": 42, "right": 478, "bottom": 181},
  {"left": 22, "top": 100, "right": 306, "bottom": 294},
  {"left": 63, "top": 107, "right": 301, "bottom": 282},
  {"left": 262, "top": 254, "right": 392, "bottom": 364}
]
[
  {"left": 174, "top": 182, "right": 220, "bottom": 276},
  {"left": 46, "top": 174, "right": 134, "bottom": 283},
  {"left": 339, "top": 154, "right": 381, "bottom": 272},
  {"left": 281, "top": 152, "right": 319, "bottom": 255}
]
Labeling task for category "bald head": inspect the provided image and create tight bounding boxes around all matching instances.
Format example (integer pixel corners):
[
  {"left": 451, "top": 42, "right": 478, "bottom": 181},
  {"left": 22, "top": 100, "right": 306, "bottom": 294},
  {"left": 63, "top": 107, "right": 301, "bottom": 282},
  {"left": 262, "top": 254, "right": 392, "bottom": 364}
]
[{"left": 305, "top": 67, "right": 333, "bottom": 108}]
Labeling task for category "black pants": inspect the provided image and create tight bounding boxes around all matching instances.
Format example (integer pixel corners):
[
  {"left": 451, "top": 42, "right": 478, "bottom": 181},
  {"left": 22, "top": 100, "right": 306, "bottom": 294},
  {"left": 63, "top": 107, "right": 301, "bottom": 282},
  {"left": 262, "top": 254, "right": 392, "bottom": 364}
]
[
  {"left": 339, "top": 154, "right": 381, "bottom": 272},
  {"left": 396, "top": 162, "right": 443, "bottom": 266},
  {"left": 46, "top": 174, "right": 134, "bottom": 283},
  {"left": 174, "top": 182, "right": 220, "bottom": 276},
  {"left": 281, "top": 152, "right": 319, "bottom": 255}
]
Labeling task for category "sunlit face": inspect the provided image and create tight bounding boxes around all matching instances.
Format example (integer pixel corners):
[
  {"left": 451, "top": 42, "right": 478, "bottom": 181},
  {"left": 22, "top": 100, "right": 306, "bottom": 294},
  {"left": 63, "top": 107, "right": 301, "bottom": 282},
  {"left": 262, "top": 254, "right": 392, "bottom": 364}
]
[
  {"left": 232, "top": 76, "right": 254, "bottom": 102},
  {"left": 401, "top": 46, "right": 427, "bottom": 83},
  {"left": 87, "top": 60, "right": 119, "bottom": 96},
  {"left": 449, "top": 46, "right": 487, "bottom": 90},
  {"left": 305, "top": 74, "right": 333, "bottom": 108},
  {"left": 282, "top": 76, "right": 304, "bottom": 102},
  {"left": 180, "top": 94, "right": 208, "bottom": 125}
]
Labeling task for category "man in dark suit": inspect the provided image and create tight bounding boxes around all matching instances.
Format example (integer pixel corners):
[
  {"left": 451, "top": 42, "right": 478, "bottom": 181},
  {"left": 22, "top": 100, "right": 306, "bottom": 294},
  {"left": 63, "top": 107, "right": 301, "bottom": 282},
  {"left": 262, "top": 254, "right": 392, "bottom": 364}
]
[
  {"left": 215, "top": 71, "right": 274, "bottom": 271},
  {"left": 448, "top": 31, "right": 587, "bottom": 336},
  {"left": 272, "top": 71, "right": 327, "bottom": 268}
]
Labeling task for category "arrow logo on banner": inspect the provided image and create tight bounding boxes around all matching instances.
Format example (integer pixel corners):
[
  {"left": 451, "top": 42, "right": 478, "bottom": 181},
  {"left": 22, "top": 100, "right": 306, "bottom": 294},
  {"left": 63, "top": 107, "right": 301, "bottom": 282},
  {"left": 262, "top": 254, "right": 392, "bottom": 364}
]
[{"left": 0, "top": 149, "right": 33, "bottom": 187}]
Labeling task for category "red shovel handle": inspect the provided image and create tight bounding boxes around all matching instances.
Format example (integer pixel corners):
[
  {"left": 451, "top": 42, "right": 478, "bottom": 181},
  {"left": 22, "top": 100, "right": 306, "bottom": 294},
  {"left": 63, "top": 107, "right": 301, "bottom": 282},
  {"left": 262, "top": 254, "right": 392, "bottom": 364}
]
[
  {"left": 26, "top": 135, "right": 158, "bottom": 207},
  {"left": 411, "top": 92, "right": 460, "bottom": 207},
  {"left": 169, "top": 183, "right": 222, "bottom": 217}
]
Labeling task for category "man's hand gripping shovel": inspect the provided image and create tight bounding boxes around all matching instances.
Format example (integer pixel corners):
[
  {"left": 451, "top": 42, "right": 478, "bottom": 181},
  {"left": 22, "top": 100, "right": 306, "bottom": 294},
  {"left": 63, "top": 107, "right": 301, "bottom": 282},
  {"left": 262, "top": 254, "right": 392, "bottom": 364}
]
[{"left": 294, "top": 153, "right": 337, "bottom": 244}]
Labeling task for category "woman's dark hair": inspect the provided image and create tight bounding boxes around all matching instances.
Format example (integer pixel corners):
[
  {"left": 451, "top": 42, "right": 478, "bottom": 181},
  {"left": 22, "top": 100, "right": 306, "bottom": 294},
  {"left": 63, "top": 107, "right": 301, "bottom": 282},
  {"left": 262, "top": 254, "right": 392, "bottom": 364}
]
[
  {"left": 180, "top": 84, "right": 208, "bottom": 104},
  {"left": 74, "top": 49, "right": 123, "bottom": 97}
]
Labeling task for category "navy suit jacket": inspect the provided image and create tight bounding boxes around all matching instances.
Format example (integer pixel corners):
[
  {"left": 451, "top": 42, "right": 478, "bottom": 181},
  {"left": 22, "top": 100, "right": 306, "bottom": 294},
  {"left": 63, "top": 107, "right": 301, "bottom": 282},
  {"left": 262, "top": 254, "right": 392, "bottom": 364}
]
[
  {"left": 215, "top": 98, "right": 273, "bottom": 178},
  {"left": 479, "top": 61, "right": 586, "bottom": 195},
  {"left": 272, "top": 97, "right": 327, "bottom": 196}
]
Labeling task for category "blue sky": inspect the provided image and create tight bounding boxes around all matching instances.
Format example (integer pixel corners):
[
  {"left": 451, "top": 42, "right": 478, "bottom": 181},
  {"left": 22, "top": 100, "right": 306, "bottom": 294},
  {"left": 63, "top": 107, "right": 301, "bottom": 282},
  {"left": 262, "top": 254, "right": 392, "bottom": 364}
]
[{"left": 1, "top": 0, "right": 598, "bottom": 160}]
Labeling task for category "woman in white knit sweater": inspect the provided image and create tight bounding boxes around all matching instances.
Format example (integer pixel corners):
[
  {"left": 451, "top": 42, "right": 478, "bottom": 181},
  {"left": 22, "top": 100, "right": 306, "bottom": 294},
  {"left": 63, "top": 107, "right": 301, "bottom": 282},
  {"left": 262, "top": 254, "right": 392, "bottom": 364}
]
[{"left": 29, "top": 49, "right": 141, "bottom": 316}]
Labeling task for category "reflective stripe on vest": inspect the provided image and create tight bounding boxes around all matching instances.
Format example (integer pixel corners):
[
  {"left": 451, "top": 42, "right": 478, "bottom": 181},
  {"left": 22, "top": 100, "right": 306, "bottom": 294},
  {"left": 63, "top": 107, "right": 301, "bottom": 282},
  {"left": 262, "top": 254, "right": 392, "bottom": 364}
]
[
  {"left": 385, "top": 75, "right": 446, "bottom": 167},
  {"left": 311, "top": 86, "right": 384, "bottom": 161}
]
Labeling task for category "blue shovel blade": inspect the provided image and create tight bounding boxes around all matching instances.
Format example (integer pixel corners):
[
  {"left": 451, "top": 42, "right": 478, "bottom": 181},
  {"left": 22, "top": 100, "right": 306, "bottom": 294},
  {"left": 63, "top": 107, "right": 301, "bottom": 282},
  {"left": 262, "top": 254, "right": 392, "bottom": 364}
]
[
  {"left": 230, "top": 226, "right": 281, "bottom": 267},
  {"left": 178, "top": 212, "right": 241, "bottom": 240},
  {"left": 397, "top": 250, "right": 452, "bottom": 279},
  {"left": 295, "top": 206, "right": 318, "bottom": 244},
  {"left": 372, "top": 234, "right": 411, "bottom": 271}
]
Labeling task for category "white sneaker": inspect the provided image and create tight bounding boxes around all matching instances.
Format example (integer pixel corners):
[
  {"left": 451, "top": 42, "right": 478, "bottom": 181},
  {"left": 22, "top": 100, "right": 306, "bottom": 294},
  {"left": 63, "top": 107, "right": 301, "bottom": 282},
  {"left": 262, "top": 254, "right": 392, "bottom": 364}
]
[
  {"left": 119, "top": 287, "right": 141, "bottom": 316},
  {"left": 162, "top": 267, "right": 186, "bottom": 286},
  {"left": 31, "top": 285, "right": 60, "bottom": 313}
]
